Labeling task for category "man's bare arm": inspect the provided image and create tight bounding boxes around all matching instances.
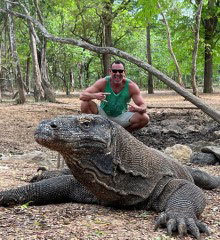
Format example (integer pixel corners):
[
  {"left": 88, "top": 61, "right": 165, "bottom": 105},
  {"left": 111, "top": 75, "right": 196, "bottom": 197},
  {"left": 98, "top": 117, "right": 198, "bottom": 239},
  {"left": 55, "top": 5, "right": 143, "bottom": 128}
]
[
  {"left": 80, "top": 79, "right": 108, "bottom": 101},
  {"left": 127, "top": 103, "right": 147, "bottom": 113},
  {"left": 128, "top": 82, "right": 147, "bottom": 113}
]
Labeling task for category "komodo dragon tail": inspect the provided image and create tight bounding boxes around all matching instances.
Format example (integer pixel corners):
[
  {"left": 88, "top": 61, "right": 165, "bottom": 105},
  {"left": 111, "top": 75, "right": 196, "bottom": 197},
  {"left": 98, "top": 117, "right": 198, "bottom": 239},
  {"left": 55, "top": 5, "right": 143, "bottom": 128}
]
[{"left": 185, "top": 166, "right": 220, "bottom": 190}]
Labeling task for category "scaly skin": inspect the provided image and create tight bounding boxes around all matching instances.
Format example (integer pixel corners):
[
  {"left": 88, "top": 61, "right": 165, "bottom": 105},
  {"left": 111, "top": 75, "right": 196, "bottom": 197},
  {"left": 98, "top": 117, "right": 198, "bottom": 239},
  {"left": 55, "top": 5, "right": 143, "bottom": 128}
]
[{"left": 1, "top": 114, "right": 219, "bottom": 239}]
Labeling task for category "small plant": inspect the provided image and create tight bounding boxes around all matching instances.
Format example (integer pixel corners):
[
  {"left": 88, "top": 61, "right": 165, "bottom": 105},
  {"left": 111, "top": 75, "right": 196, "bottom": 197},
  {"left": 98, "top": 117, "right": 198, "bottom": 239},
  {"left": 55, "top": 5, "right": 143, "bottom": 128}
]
[{"left": 20, "top": 201, "right": 33, "bottom": 209}]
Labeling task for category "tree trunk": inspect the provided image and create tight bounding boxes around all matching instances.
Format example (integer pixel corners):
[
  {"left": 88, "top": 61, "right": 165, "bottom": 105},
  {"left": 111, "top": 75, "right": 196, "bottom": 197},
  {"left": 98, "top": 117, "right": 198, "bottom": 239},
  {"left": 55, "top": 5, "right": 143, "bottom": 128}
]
[
  {"left": 25, "top": 56, "right": 30, "bottom": 92},
  {"left": 191, "top": 0, "right": 203, "bottom": 96},
  {"left": 84, "top": 58, "right": 92, "bottom": 88},
  {"left": 3, "top": 9, "right": 220, "bottom": 124},
  {"left": 24, "top": 1, "right": 44, "bottom": 102},
  {"left": 202, "top": 0, "right": 218, "bottom": 93},
  {"left": 3, "top": 23, "right": 14, "bottom": 95},
  {"left": 158, "top": 3, "right": 184, "bottom": 86},
  {"left": 70, "top": 69, "right": 75, "bottom": 91},
  {"left": 6, "top": 3, "right": 26, "bottom": 104},
  {"left": 146, "top": 24, "right": 154, "bottom": 94},
  {"left": 40, "top": 40, "right": 56, "bottom": 102},
  {"left": 55, "top": 70, "right": 69, "bottom": 95},
  {"left": 34, "top": 0, "right": 56, "bottom": 102},
  {"left": 78, "top": 63, "right": 83, "bottom": 89},
  {"left": 102, "top": 1, "right": 113, "bottom": 76},
  {"left": 203, "top": 44, "right": 213, "bottom": 93},
  {"left": 63, "top": 76, "right": 70, "bottom": 96},
  {"left": 29, "top": 30, "right": 45, "bottom": 101}
]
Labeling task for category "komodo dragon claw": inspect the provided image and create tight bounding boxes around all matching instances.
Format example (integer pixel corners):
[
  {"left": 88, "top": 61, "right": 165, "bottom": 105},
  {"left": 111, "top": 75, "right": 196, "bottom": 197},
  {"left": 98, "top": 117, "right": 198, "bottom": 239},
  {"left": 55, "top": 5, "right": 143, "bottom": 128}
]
[{"left": 155, "top": 211, "right": 210, "bottom": 239}]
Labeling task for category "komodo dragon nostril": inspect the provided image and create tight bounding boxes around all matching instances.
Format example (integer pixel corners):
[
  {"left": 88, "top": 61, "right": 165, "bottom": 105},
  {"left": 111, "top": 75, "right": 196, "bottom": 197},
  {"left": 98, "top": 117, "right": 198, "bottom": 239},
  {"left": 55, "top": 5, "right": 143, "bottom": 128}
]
[{"left": 50, "top": 122, "right": 58, "bottom": 129}]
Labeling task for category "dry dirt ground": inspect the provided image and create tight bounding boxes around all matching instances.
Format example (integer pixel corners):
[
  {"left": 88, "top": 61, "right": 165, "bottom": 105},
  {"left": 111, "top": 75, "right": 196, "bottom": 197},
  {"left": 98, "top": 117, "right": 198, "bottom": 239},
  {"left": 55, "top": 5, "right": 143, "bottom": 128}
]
[{"left": 0, "top": 91, "right": 220, "bottom": 240}]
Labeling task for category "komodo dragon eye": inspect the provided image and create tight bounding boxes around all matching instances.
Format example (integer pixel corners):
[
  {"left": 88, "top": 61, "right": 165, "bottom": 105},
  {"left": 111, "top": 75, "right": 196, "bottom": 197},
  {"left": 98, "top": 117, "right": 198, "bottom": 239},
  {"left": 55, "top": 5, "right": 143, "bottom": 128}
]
[{"left": 79, "top": 120, "right": 91, "bottom": 130}]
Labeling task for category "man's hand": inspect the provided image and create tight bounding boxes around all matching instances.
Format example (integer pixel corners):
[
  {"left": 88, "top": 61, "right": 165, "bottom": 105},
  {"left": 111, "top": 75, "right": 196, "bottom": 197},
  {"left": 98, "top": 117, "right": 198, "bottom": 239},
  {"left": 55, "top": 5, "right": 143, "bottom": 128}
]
[
  {"left": 80, "top": 92, "right": 110, "bottom": 102},
  {"left": 127, "top": 103, "right": 147, "bottom": 113},
  {"left": 95, "top": 92, "right": 111, "bottom": 102}
]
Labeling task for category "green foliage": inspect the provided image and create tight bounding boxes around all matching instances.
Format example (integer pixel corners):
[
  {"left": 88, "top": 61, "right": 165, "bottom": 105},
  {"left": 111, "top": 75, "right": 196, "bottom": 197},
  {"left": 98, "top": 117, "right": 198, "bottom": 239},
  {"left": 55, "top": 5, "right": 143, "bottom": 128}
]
[{"left": 136, "top": 0, "right": 160, "bottom": 24}]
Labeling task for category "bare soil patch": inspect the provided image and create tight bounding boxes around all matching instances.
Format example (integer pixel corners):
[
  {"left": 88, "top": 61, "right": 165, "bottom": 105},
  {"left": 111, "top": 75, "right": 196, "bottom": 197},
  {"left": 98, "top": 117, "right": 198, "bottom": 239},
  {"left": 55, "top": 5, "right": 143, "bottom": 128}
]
[{"left": 0, "top": 91, "right": 219, "bottom": 240}]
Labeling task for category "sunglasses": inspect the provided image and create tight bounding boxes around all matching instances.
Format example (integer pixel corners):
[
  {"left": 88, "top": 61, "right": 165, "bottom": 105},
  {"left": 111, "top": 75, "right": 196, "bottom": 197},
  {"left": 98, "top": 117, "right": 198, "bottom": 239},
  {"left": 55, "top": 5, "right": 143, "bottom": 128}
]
[{"left": 111, "top": 69, "right": 124, "bottom": 73}]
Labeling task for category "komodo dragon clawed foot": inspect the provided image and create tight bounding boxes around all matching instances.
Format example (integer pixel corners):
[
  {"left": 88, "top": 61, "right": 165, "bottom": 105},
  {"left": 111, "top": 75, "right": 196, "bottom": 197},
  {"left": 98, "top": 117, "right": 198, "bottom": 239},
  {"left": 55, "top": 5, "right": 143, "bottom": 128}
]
[
  {"left": 154, "top": 180, "right": 210, "bottom": 239},
  {"left": 155, "top": 211, "right": 210, "bottom": 239}
]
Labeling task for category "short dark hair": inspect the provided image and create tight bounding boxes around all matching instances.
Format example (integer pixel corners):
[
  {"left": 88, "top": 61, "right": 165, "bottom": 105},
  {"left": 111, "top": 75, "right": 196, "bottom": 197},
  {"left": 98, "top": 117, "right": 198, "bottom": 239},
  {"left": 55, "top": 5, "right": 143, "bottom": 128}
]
[{"left": 111, "top": 60, "right": 125, "bottom": 69}]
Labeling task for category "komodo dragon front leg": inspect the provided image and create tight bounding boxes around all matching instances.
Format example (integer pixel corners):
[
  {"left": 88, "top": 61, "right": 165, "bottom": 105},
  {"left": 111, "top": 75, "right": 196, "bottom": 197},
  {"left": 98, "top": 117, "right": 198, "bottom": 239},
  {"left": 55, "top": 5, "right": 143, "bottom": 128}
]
[
  {"left": 154, "top": 179, "right": 210, "bottom": 239},
  {"left": 0, "top": 175, "right": 98, "bottom": 206}
]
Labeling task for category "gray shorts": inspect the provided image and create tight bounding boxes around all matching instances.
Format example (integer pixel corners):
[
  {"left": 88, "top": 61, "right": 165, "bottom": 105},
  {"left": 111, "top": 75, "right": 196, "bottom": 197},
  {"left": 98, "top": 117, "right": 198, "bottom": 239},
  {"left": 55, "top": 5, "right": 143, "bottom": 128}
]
[{"left": 97, "top": 105, "right": 135, "bottom": 128}]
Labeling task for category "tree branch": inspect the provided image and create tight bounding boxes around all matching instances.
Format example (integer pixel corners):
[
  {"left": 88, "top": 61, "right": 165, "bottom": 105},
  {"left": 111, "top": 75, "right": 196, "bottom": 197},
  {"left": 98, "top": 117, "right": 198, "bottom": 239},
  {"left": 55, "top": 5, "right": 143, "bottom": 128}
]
[{"left": 33, "top": 0, "right": 44, "bottom": 24}]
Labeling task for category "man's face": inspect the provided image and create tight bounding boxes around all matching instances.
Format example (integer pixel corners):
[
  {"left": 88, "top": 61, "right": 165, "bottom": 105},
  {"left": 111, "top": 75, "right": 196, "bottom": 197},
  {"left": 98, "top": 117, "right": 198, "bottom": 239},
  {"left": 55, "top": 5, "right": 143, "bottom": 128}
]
[{"left": 110, "top": 63, "right": 126, "bottom": 83}]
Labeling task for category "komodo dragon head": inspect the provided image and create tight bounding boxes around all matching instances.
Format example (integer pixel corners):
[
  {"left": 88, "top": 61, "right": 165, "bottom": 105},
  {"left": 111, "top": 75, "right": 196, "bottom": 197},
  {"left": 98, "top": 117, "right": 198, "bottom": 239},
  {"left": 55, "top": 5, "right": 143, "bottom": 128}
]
[
  {"left": 34, "top": 114, "right": 185, "bottom": 206},
  {"left": 35, "top": 114, "right": 113, "bottom": 155}
]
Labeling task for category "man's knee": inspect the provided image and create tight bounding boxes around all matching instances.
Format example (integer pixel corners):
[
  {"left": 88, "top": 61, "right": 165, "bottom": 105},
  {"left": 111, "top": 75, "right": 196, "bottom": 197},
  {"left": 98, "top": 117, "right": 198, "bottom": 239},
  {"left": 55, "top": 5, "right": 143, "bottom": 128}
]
[
  {"left": 142, "top": 113, "right": 150, "bottom": 126},
  {"left": 138, "top": 113, "right": 149, "bottom": 128},
  {"left": 80, "top": 101, "right": 89, "bottom": 113},
  {"left": 130, "top": 112, "right": 149, "bottom": 126},
  {"left": 80, "top": 100, "right": 98, "bottom": 114}
]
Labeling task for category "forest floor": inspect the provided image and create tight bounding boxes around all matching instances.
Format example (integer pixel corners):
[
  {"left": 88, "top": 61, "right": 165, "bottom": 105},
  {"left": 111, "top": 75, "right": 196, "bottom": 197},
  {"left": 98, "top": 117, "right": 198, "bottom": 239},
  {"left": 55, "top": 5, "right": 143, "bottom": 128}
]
[{"left": 0, "top": 90, "right": 220, "bottom": 240}]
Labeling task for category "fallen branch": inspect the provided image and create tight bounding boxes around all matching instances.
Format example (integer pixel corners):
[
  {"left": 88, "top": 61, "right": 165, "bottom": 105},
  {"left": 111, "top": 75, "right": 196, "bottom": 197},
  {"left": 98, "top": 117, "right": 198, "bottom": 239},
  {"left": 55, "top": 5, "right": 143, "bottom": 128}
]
[{"left": 148, "top": 106, "right": 198, "bottom": 109}]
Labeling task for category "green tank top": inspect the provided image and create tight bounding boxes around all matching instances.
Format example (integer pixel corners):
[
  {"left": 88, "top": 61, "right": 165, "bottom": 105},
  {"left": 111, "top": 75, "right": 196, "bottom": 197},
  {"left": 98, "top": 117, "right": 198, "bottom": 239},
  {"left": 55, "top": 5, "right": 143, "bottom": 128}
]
[{"left": 100, "top": 76, "right": 131, "bottom": 117}]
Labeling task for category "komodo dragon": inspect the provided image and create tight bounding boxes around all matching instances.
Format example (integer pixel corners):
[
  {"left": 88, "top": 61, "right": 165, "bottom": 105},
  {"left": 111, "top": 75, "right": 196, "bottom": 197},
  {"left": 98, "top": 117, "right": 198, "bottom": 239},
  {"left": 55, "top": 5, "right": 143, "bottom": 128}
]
[{"left": 0, "top": 114, "right": 220, "bottom": 239}]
